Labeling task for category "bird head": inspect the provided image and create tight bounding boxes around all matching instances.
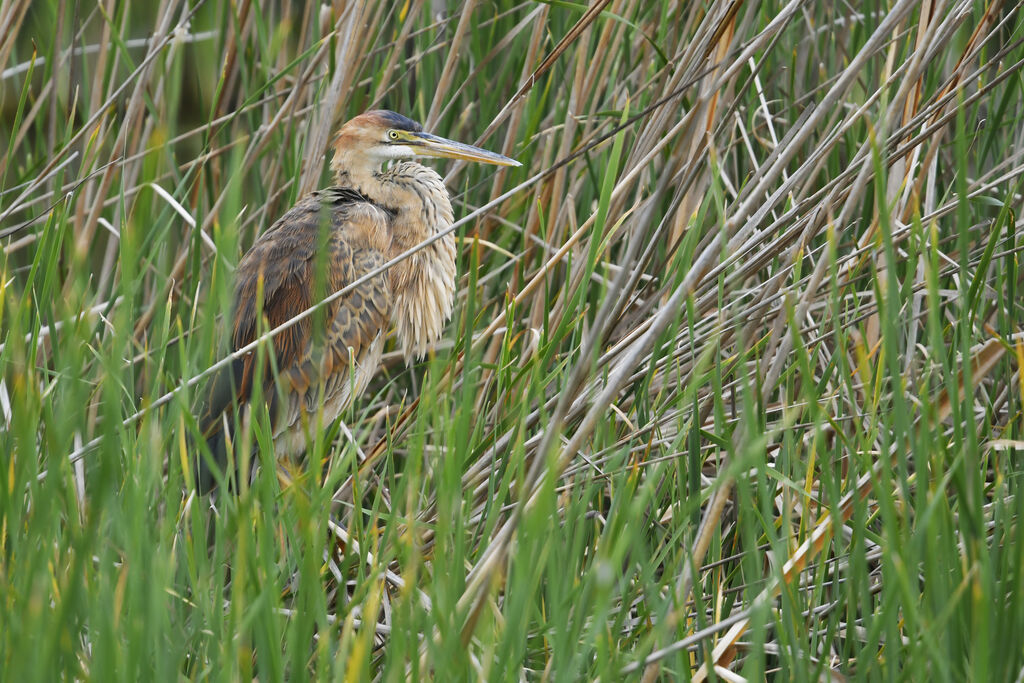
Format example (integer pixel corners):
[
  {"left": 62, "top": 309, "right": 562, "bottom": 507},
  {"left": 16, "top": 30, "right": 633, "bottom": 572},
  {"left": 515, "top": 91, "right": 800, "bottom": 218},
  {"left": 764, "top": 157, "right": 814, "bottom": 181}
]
[{"left": 330, "top": 110, "right": 520, "bottom": 176}]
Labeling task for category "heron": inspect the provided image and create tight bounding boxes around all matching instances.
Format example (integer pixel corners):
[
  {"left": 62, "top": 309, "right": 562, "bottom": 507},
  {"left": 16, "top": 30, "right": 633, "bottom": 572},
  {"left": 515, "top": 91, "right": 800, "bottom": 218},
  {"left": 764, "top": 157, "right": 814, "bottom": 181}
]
[{"left": 197, "top": 110, "right": 519, "bottom": 492}]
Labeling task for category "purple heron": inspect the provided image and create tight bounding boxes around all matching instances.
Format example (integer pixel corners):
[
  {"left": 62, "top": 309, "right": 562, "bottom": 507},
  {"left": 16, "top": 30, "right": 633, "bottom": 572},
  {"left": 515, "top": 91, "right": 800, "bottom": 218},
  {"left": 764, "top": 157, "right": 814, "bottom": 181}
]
[{"left": 197, "top": 110, "right": 519, "bottom": 491}]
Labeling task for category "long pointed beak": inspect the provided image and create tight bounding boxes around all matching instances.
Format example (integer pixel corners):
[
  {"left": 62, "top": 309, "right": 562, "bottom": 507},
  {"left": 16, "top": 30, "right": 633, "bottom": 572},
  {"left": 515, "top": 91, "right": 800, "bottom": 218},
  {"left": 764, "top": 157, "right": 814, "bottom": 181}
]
[{"left": 407, "top": 131, "right": 521, "bottom": 167}]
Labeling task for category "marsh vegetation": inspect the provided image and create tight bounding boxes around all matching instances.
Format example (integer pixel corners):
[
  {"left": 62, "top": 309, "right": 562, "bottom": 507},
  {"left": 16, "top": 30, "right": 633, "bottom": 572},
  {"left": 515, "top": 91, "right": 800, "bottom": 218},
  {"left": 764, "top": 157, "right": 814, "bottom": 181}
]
[{"left": 2, "top": 1, "right": 1024, "bottom": 679}]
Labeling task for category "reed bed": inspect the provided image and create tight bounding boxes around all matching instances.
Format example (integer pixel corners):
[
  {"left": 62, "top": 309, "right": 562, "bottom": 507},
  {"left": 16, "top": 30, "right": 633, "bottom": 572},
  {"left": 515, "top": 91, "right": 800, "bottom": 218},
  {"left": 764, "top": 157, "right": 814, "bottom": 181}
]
[{"left": 2, "top": 1, "right": 1024, "bottom": 679}]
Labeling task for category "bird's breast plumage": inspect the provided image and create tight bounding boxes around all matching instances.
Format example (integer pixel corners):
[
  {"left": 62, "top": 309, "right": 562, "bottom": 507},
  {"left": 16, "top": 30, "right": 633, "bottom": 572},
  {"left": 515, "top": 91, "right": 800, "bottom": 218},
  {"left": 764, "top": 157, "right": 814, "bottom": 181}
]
[{"left": 376, "top": 162, "right": 457, "bottom": 358}]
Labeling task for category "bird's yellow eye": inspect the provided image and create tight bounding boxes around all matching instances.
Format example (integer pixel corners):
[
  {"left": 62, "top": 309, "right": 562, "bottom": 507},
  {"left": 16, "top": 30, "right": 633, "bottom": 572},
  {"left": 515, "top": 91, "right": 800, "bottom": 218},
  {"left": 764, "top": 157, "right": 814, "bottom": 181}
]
[{"left": 387, "top": 130, "right": 399, "bottom": 140}]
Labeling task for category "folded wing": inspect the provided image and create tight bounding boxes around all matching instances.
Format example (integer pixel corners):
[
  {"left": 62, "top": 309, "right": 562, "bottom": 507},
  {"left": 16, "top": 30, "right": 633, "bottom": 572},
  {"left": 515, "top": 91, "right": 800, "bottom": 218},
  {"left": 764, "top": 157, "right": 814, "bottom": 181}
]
[{"left": 197, "top": 188, "right": 392, "bottom": 491}]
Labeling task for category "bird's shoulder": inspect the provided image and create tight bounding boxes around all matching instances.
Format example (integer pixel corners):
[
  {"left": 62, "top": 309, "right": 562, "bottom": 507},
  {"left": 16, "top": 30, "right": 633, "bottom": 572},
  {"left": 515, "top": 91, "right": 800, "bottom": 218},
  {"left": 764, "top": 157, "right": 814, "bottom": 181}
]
[
  {"left": 248, "top": 188, "right": 392, "bottom": 251},
  {"left": 231, "top": 187, "right": 393, "bottom": 356}
]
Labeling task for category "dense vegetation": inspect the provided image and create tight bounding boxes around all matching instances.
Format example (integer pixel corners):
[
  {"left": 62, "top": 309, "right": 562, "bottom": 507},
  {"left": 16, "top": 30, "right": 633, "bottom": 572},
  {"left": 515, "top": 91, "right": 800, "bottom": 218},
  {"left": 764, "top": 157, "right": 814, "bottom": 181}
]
[{"left": 2, "top": 1, "right": 1024, "bottom": 679}]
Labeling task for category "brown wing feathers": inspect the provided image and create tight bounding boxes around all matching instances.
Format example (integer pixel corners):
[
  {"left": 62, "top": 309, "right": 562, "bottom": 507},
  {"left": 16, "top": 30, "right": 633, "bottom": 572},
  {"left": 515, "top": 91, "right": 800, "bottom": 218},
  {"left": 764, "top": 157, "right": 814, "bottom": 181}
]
[{"left": 197, "top": 188, "right": 391, "bottom": 491}]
